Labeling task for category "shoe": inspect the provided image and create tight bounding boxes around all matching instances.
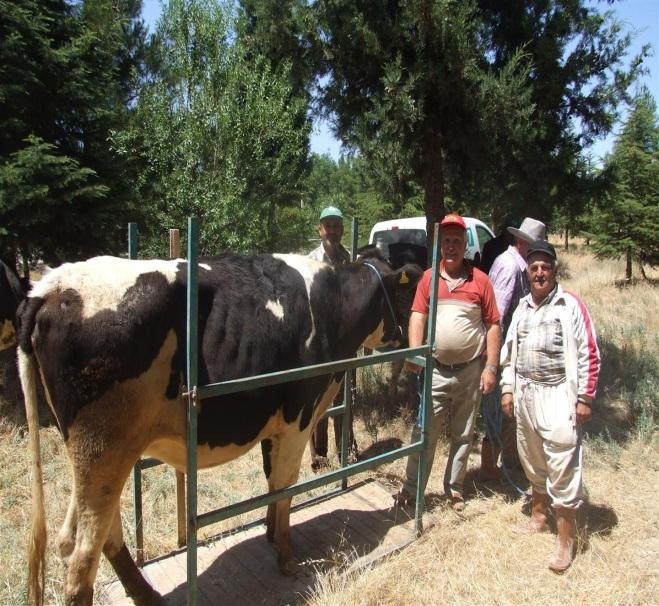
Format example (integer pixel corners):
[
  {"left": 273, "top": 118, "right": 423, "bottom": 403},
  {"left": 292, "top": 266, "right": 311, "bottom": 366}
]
[
  {"left": 548, "top": 537, "right": 575, "bottom": 573},
  {"left": 450, "top": 493, "right": 466, "bottom": 512}
]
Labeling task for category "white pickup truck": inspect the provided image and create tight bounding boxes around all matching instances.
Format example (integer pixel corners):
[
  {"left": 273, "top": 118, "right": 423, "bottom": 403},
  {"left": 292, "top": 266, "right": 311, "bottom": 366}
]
[{"left": 368, "top": 216, "right": 494, "bottom": 267}]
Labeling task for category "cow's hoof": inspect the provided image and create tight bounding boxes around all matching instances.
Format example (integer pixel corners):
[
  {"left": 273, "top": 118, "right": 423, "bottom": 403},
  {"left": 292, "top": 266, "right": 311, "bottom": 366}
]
[
  {"left": 277, "top": 555, "right": 300, "bottom": 576},
  {"left": 131, "top": 587, "right": 163, "bottom": 606}
]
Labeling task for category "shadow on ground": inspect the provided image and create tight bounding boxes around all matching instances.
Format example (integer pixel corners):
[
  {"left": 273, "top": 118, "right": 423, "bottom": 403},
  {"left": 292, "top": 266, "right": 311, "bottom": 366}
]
[{"left": 154, "top": 480, "right": 418, "bottom": 606}]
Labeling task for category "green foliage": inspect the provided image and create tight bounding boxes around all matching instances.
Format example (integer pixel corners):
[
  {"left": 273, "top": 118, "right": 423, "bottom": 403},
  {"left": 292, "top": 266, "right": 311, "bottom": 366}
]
[
  {"left": 587, "top": 88, "right": 659, "bottom": 279},
  {"left": 0, "top": 136, "right": 109, "bottom": 263},
  {"left": 112, "top": 0, "right": 310, "bottom": 256},
  {"left": 312, "top": 1, "right": 644, "bottom": 231},
  {"left": 304, "top": 154, "right": 400, "bottom": 247},
  {"left": 237, "top": 0, "right": 319, "bottom": 103},
  {"left": 0, "top": 0, "right": 147, "bottom": 264}
]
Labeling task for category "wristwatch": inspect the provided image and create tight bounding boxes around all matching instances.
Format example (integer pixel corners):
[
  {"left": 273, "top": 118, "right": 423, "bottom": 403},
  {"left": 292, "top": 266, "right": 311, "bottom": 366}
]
[{"left": 484, "top": 363, "right": 498, "bottom": 374}]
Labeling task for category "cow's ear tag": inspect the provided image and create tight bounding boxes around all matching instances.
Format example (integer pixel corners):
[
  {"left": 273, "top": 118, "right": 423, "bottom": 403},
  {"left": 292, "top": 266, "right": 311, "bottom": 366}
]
[{"left": 399, "top": 271, "right": 409, "bottom": 284}]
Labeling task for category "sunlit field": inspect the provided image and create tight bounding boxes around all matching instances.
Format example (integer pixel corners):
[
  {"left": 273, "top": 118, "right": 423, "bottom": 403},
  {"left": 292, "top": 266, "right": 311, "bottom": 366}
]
[{"left": 0, "top": 242, "right": 656, "bottom": 605}]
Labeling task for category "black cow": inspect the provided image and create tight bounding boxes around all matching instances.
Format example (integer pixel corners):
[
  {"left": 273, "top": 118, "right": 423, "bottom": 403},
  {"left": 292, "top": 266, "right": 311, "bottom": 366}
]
[
  {"left": 0, "top": 261, "right": 29, "bottom": 425},
  {"left": 387, "top": 242, "right": 429, "bottom": 272},
  {"left": 18, "top": 249, "right": 421, "bottom": 606},
  {"left": 0, "top": 259, "right": 25, "bottom": 351},
  {"left": 359, "top": 244, "right": 428, "bottom": 398}
]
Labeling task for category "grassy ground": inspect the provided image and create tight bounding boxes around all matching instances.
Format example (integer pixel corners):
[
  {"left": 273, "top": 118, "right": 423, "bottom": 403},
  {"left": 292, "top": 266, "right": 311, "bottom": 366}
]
[{"left": 0, "top": 243, "right": 656, "bottom": 605}]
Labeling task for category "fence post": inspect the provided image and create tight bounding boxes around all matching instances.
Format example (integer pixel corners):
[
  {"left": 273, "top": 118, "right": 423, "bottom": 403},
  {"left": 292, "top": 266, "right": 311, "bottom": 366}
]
[
  {"left": 169, "top": 228, "right": 188, "bottom": 549},
  {"left": 341, "top": 218, "right": 359, "bottom": 490},
  {"left": 186, "top": 218, "right": 200, "bottom": 606},
  {"left": 127, "top": 223, "right": 146, "bottom": 565},
  {"left": 415, "top": 222, "right": 440, "bottom": 536}
]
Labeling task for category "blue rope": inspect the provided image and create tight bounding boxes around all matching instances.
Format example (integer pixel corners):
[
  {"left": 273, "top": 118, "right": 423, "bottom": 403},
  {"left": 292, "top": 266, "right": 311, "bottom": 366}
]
[
  {"left": 417, "top": 370, "right": 526, "bottom": 497},
  {"left": 362, "top": 262, "right": 399, "bottom": 329},
  {"left": 480, "top": 386, "right": 526, "bottom": 496}
]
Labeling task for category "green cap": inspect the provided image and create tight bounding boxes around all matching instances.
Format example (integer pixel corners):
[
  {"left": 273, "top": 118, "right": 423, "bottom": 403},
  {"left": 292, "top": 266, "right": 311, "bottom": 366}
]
[{"left": 319, "top": 206, "right": 344, "bottom": 221}]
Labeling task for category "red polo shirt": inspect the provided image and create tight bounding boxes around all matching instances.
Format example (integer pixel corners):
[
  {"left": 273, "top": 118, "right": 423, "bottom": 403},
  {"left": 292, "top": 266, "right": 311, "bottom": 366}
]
[{"left": 412, "top": 261, "right": 500, "bottom": 365}]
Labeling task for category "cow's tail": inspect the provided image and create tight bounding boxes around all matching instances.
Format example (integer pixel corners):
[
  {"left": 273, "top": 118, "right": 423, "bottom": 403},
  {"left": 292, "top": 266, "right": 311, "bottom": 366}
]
[{"left": 18, "top": 344, "right": 47, "bottom": 606}]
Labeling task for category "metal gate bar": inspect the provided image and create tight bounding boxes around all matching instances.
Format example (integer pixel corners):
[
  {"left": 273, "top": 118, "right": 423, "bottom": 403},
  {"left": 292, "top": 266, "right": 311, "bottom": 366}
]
[{"left": 128, "top": 218, "right": 440, "bottom": 605}]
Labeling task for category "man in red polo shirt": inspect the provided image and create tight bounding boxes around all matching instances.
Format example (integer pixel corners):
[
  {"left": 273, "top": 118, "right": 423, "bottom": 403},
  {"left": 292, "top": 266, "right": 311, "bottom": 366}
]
[{"left": 395, "top": 213, "right": 501, "bottom": 510}]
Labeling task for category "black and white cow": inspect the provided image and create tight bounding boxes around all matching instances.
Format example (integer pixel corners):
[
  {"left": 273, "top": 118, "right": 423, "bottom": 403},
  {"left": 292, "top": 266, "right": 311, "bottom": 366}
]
[{"left": 18, "top": 249, "right": 422, "bottom": 606}]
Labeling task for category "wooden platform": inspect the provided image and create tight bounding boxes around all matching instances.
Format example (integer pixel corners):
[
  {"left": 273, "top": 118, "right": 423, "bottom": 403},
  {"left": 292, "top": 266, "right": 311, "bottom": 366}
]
[{"left": 102, "top": 479, "right": 421, "bottom": 606}]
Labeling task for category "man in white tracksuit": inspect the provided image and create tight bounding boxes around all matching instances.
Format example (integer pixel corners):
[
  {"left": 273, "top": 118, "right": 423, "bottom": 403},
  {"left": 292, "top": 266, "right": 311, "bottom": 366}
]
[{"left": 500, "top": 240, "right": 600, "bottom": 572}]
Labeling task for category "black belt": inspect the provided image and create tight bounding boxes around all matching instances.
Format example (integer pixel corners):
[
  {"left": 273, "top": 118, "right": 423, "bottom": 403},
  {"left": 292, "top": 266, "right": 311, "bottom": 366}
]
[{"left": 433, "top": 355, "right": 482, "bottom": 371}]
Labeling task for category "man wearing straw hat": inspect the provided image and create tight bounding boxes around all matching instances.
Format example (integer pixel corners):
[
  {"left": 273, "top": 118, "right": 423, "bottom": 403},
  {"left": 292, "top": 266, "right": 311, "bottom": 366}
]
[
  {"left": 479, "top": 214, "right": 520, "bottom": 274},
  {"left": 480, "top": 217, "right": 546, "bottom": 480},
  {"left": 500, "top": 240, "right": 600, "bottom": 572}
]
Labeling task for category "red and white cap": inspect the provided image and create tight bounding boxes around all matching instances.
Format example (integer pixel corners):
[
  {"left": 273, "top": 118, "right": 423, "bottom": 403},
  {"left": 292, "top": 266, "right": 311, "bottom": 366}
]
[{"left": 439, "top": 213, "right": 467, "bottom": 230}]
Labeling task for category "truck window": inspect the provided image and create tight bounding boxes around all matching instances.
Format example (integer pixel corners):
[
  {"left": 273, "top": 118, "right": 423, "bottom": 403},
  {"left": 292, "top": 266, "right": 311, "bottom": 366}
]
[{"left": 476, "top": 226, "right": 493, "bottom": 247}]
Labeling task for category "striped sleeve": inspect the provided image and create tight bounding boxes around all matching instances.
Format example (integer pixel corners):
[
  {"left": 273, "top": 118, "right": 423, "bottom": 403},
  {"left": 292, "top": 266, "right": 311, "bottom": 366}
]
[{"left": 565, "top": 291, "right": 600, "bottom": 401}]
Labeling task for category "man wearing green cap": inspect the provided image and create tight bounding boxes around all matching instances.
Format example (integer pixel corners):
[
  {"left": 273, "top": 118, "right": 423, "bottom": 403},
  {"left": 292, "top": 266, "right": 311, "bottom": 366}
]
[
  {"left": 308, "top": 206, "right": 351, "bottom": 266},
  {"left": 307, "top": 206, "right": 354, "bottom": 470}
]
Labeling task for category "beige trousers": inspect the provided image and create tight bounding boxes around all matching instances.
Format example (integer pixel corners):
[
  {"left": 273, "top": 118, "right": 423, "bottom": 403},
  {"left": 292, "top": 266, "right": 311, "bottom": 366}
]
[
  {"left": 515, "top": 377, "right": 584, "bottom": 509},
  {"left": 403, "top": 358, "right": 483, "bottom": 498}
]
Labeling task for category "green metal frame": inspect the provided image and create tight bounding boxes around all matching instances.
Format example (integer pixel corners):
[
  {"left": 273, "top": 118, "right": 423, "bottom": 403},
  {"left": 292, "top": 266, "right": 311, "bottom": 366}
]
[{"left": 129, "top": 219, "right": 440, "bottom": 605}]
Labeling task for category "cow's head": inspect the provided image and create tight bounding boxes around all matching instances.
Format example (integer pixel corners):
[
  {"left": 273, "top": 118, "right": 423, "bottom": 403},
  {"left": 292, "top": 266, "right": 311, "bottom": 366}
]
[{"left": 355, "top": 247, "right": 423, "bottom": 349}]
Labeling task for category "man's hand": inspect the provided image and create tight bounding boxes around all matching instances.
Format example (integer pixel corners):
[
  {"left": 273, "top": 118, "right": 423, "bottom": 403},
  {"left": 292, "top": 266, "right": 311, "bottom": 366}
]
[
  {"left": 576, "top": 401, "right": 592, "bottom": 425},
  {"left": 501, "top": 393, "right": 514, "bottom": 419},
  {"left": 480, "top": 366, "right": 496, "bottom": 394}
]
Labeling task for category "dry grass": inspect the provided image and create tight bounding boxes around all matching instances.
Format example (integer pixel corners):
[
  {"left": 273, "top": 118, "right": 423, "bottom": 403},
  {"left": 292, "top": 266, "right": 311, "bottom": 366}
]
[{"left": 0, "top": 243, "right": 657, "bottom": 605}]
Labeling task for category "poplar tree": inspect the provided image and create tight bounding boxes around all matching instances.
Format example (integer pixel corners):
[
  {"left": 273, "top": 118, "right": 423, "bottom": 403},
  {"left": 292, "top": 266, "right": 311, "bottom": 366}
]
[{"left": 112, "top": 0, "right": 310, "bottom": 256}]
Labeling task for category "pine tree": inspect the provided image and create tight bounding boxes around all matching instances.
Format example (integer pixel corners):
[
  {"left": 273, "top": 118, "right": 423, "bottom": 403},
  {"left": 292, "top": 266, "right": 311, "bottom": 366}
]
[
  {"left": 0, "top": 136, "right": 109, "bottom": 267},
  {"left": 313, "top": 1, "right": 644, "bottom": 239},
  {"left": 588, "top": 88, "right": 659, "bottom": 281},
  {"left": 0, "top": 0, "right": 147, "bottom": 264}
]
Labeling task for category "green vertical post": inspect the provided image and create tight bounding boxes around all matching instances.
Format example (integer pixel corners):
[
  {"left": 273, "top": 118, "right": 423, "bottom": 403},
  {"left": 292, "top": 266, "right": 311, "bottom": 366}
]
[
  {"left": 340, "top": 217, "right": 359, "bottom": 490},
  {"left": 128, "top": 222, "right": 145, "bottom": 564},
  {"left": 186, "top": 218, "right": 200, "bottom": 606},
  {"left": 128, "top": 222, "right": 138, "bottom": 260},
  {"left": 415, "top": 223, "right": 440, "bottom": 535}
]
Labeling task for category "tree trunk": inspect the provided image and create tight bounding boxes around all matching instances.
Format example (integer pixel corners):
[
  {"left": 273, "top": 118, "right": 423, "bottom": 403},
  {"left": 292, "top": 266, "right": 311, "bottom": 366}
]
[
  {"left": 267, "top": 199, "right": 276, "bottom": 251},
  {"left": 421, "top": 134, "right": 445, "bottom": 263},
  {"left": 626, "top": 246, "right": 633, "bottom": 282},
  {"left": 564, "top": 227, "right": 569, "bottom": 251}
]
